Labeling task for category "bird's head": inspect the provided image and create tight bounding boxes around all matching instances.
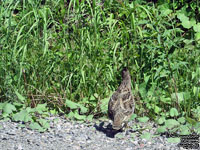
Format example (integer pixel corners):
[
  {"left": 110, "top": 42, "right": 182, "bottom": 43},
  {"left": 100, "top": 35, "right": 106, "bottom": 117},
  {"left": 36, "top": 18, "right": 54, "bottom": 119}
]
[{"left": 122, "top": 67, "right": 131, "bottom": 80}]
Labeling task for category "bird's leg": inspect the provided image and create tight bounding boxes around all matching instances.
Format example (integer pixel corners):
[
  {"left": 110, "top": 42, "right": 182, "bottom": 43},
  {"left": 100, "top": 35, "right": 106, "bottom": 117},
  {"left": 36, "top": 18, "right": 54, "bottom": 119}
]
[{"left": 122, "top": 121, "right": 131, "bottom": 135}]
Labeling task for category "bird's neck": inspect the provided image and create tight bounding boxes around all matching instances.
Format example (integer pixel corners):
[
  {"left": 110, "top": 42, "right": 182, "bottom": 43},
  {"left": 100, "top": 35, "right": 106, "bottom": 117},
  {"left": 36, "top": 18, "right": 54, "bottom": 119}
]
[{"left": 121, "top": 78, "right": 131, "bottom": 90}]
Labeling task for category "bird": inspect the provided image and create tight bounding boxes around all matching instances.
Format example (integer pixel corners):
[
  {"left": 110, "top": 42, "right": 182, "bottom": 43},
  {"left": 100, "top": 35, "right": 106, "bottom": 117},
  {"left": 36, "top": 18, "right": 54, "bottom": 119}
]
[{"left": 108, "top": 67, "right": 135, "bottom": 131}]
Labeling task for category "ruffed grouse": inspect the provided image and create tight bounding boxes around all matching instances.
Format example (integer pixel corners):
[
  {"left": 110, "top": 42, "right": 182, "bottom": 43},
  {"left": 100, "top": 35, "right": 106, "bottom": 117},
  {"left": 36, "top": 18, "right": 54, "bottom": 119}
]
[{"left": 108, "top": 67, "right": 135, "bottom": 130}]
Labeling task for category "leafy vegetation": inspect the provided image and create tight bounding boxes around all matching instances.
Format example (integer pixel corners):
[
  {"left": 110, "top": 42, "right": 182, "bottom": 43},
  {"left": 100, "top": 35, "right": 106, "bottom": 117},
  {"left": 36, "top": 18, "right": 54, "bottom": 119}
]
[{"left": 0, "top": 0, "right": 200, "bottom": 135}]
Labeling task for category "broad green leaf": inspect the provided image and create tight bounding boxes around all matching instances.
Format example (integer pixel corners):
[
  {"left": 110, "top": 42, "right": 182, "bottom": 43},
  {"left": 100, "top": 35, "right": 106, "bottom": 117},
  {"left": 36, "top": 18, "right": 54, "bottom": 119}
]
[
  {"left": 74, "top": 112, "right": 86, "bottom": 120},
  {"left": 129, "top": 114, "right": 137, "bottom": 121},
  {"left": 139, "top": 82, "right": 147, "bottom": 98},
  {"left": 195, "top": 32, "right": 200, "bottom": 41},
  {"left": 94, "top": 93, "right": 98, "bottom": 98},
  {"left": 13, "top": 102, "right": 24, "bottom": 108},
  {"left": 35, "top": 103, "right": 47, "bottom": 113},
  {"left": 141, "top": 132, "right": 151, "bottom": 140},
  {"left": 90, "top": 95, "right": 96, "bottom": 101},
  {"left": 50, "top": 109, "right": 57, "bottom": 115},
  {"left": 39, "top": 119, "right": 50, "bottom": 129},
  {"left": 165, "top": 119, "right": 180, "bottom": 129},
  {"left": 100, "top": 98, "right": 109, "bottom": 113},
  {"left": 167, "top": 137, "right": 180, "bottom": 143},
  {"left": 65, "top": 99, "right": 87, "bottom": 113},
  {"left": 179, "top": 125, "right": 190, "bottom": 135},
  {"left": 186, "top": 117, "right": 197, "bottom": 125},
  {"left": 190, "top": 18, "right": 196, "bottom": 26},
  {"left": 26, "top": 107, "right": 34, "bottom": 113},
  {"left": 160, "top": 96, "right": 171, "bottom": 104},
  {"left": 171, "top": 93, "right": 184, "bottom": 103},
  {"left": 29, "top": 122, "right": 45, "bottom": 132},
  {"left": 12, "top": 110, "right": 32, "bottom": 122},
  {"left": 182, "top": 19, "right": 192, "bottom": 29},
  {"left": 87, "top": 115, "right": 93, "bottom": 121},
  {"left": 0, "top": 103, "right": 5, "bottom": 110},
  {"left": 15, "top": 91, "right": 25, "bottom": 102},
  {"left": 3, "top": 103, "right": 16, "bottom": 115},
  {"left": 161, "top": 8, "right": 172, "bottom": 17},
  {"left": 154, "top": 105, "right": 161, "bottom": 114},
  {"left": 178, "top": 117, "right": 185, "bottom": 124},
  {"left": 157, "top": 117, "right": 165, "bottom": 125},
  {"left": 18, "top": 124, "right": 26, "bottom": 128},
  {"left": 183, "top": 92, "right": 191, "bottom": 100},
  {"left": 67, "top": 111, "right": 74, "bottom": 118},
  {"left": 170, "top": 108, "right": 179, "bottom": 117},
  {"left": 195, "top": 123, "right": 200, "bottom": 134},
  {"left": 193, "top": 23, "right": 200, "bottom": 32},
  {"left": 138, "top": 116, "right": 149, "bottom": 123},
  {"left": 193, "top": 86, "right": 198, "bottom": 95},
  {"left": 144, "top": 74, "right": 150, "bottom": 83},
  {"left": 65, "top": 99, "right": 78, "bottom": 109},
  {"left": 177, "top": 13, "right": 189, "bottom": 22},
  {"left": 156, "top": 126, "right": 167, "bottom": 133},
  {"left": 78, "top": 104, "right": 88, "bottom": 113}
]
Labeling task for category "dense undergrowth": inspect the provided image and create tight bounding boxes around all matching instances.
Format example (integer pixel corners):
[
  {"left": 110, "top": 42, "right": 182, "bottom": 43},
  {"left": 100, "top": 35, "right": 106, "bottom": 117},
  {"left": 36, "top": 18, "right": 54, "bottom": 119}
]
[{"left": 0, "top": 0, "right": 200, "bottom": 134}]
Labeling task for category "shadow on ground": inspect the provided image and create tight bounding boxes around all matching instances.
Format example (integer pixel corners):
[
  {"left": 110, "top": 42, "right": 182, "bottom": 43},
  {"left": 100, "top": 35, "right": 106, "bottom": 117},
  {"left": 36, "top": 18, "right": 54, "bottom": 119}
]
[{"left": 94, "top": 122, "right": 123, "bottom": 138}]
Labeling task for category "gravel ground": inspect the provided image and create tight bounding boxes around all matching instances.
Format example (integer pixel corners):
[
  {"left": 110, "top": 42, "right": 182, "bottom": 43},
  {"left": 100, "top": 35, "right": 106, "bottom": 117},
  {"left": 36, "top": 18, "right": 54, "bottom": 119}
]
[{"left": 0, "top": 116, "right": 196, "bottom": 150}]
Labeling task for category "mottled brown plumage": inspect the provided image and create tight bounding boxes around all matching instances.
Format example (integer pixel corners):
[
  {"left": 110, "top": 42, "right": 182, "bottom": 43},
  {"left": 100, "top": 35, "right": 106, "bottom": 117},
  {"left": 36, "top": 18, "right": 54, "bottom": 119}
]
[{"left": 108, "top": 67, "right": 135, "bottom": 130}]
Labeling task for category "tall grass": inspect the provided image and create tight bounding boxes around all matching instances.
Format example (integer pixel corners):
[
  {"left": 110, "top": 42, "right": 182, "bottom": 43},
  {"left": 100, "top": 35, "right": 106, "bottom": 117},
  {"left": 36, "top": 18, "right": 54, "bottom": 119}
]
[{"left": 0, "top": 0, "right": 199, "bottom": 119}]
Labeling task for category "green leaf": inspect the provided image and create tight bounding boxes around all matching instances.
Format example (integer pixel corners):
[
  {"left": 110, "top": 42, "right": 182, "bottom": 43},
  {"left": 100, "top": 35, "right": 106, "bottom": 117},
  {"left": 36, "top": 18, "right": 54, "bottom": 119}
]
[
  {"left": 65, "top": 99, "right": 87, "bottom": 113},
  {"left": 177, "top": 13, "right": 192, "bottom": 29},
  {"left": 154, "top": 105, "right": 161, "bottom": 114},
  {"left": 34, "top": 103, "right": 47, "bottom": 114},
  {"left": 39, "top": 119, "right": 50, "bottom": 129},
  {"left": 177, "top": 13, "right": 189, "bottom": 22},
  {"left": 144, "top": 74, "right": 150, "bottom": 83},
  {"left": 179, "top": 125, "right": 190, "bottom": 135},
  {"left": 50, "top": 109, "right": 57, "bottom": 115},
  {"left": 193, "top": 23, "right": 200, "bottom": 32},
  {"left": 94, "top": 93, "right": 98, "bottom": 98},
  {"left": 78, "top": 104, "right": 88, "bottom": 113},
  {"left": 15, "top": 91, "right": 25, "bottom": 102},
  {"left": 74, "top": 112, "right": 86, "bottom": 120},
  {"left": 186, "top": 117, "right": 197, "bottom": 125},
  {"left": 170, "top": 108, "right": 179, "bottom": 117},
  {"left": 140, "top": 132, "right": 151, "bottom": 140},
  {"left": 167, "top": 137, "right": 180, "bottom": 143},
  {"left": 29, "top": 122, "right": 45, "bottom": 132},
  {"left": 195, "top": 32, "right": 200, "bottom": 41},
  {"left": 3, "top": 103, "right": 16, "bottom": 115},
  {"left": 129, "top": 114, "right": 137, "bottom": 121},
  {"left": 178, "top": 117, "right": 185, "bottom": 124},
  {"left": 161, "top": 8, "right": 172, "bottom": 17},
  {"left": 137, "top": 116, "right": 149, "bottom": 123},
  {"left": 182, "top": 20, "right": 192, "bottom": 29},
  {"left": 90, "top": 95, "right": 96, "bottom": 101},
  {"left": 156, "top": 126, "right": 167, "bottom": 133},
  {"left": 67, "top": 111, "right": 74, "bottom": 118},
  {"left": 160, "top": 96, "right": 171, "bottom": 104},
  {"left": 171, "top": 93, "right": 184, "bottom": 103},
  {"left": 157, "top": 117, "right": 165, "bottom": 125},
  {"left": 65, "top": 99, "right": 78, "bottom": 109},
  {"left": 87, "top": 115, "right": 93, "bottom": 121},
  {"left": 139, "top": 82, "right": 147, "bottom": 98},
  {"left": 195, "top": 127, "right": 200, "bottom": 134},
  {"left": 100, "top": 98, "right": 109, "bottom": 113},
  {"left": 165, "top": 119, "right": 180, "bottom": 129},
  {"left": 0, "top": 103, "right": 5, "bottom": 110},
  {"left": 12, "top": 110, "right": 32, "bottom": 122}
]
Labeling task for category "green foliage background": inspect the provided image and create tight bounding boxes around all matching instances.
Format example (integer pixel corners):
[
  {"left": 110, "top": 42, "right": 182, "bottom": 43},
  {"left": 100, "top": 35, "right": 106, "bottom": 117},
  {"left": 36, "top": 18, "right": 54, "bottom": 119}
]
[{"left": 0, "top": 0, "right": 200, "bottom": 123}]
